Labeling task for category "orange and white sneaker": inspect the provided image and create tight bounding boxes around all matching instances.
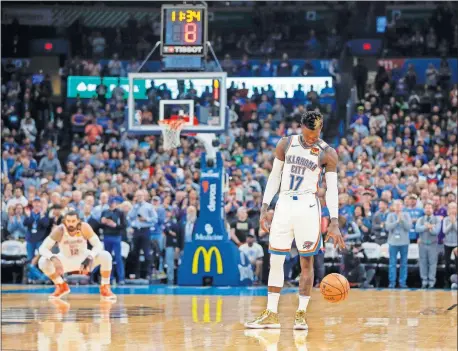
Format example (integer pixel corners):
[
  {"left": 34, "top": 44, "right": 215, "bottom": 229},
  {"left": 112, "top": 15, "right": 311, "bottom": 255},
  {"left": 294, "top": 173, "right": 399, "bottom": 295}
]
[
  {"left": 100, "top": 284, "right": 117, "bottom": 301},
  {"left": 49, "top": 283, "right": 70, "bottom": 299}
]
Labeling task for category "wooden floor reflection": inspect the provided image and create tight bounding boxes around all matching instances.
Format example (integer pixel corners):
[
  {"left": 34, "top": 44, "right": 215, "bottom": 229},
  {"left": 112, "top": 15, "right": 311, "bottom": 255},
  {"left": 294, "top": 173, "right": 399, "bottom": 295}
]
[{"left": 1, "top": 289, "right": 457, "bottom": 350}]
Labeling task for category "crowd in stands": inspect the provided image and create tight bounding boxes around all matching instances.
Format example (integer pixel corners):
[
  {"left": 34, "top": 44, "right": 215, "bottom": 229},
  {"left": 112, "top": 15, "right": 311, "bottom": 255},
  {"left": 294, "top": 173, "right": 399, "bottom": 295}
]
[{"left": 2, "top": 50, "right": 457, "bottom": 288}]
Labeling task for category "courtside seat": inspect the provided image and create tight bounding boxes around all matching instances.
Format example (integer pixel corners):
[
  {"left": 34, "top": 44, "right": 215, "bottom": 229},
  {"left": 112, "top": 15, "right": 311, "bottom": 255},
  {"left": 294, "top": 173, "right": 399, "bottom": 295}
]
[
  {"left": 361, "top": 243, "right": 381, "bottom": 262},
  {"left": 361, "top": 242, "right": 381, "bottom": 270},
  {"left": 407, "top": 244, "right": 420, "bottom": 275},
  {"left": 121, "top": 241, "right": 130, "bottom": 259},
  {"left": 323, "top": 242, "right": 336, "bottom": 269},
  {"left": 407, "top": 244, "right": 419, "bottom": 264},
  {"left": 1, "top": 240, "right": 28, "bottom": 283},
  {"left": 379, "top": 243, "right": 389, "bottom": 268}
]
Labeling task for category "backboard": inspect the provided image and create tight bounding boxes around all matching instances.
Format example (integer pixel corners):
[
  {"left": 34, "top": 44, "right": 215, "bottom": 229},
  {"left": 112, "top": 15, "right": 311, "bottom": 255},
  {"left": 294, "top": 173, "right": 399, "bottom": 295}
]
[{"left": 127, "top": 72, "right": 227, "bottom": 135}]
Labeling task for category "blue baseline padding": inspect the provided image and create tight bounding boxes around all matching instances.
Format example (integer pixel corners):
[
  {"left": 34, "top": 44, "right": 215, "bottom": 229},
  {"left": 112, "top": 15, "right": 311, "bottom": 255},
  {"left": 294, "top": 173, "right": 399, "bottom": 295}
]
[{"left": 1, "top": 285, "right": 447, "bottom": 296}]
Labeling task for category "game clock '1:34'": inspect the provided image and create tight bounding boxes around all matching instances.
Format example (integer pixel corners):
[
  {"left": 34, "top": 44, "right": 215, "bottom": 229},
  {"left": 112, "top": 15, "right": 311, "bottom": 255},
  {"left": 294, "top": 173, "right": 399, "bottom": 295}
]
[{"left": 161, "top": 5, "right": 207, "bottom": 57}]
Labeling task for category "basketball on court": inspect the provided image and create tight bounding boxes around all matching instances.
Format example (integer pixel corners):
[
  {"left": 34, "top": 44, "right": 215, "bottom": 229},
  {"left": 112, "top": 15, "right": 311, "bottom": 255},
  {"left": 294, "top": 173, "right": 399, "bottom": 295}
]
[{"left": 320, "top": 273, "right": 350, "bottom": 303}]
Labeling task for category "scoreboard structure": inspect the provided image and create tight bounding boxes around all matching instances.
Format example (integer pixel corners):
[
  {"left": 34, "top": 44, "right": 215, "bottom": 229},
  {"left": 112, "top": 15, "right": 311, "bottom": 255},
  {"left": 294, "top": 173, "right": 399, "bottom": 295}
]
[{"left": 161, "top": 4, "right": 208, "bottom": 57}]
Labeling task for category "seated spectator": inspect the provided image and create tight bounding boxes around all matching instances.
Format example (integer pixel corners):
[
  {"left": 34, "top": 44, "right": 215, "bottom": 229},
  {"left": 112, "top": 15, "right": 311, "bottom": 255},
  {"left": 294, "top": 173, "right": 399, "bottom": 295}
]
[
  {"left": 7, "top": 204, "right": 27, "bottom": 240},
  {"left": 84, "top": 117, "right": 104, "bottom": 144},
  {"left": 38, "top": 150, "right": 62, "bottom": 176},
  {"left": 354, "top": 205, "right": 372, "bottom": 242},
  {"left": 108, "top": 53, "right": 123, "bottom": 77},
  {"left": 338, "top": 215, "right": 361, "bottom": 244},
  {"left": 6, "top": 188, "right": 28, "bottom": 210},
  {"left": 239, "top": 233, "right": 264, "bottom": 284}
]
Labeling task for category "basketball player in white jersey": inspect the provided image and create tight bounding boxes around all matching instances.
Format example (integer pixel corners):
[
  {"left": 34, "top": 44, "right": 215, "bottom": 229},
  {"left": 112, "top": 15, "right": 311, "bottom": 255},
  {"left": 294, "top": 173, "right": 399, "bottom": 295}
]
[
  {"left": 245, "top": 111, "right": 345, "bottom": 329},
  {"left": 38, "top": 211, "right": 117, "bottom": 300}
]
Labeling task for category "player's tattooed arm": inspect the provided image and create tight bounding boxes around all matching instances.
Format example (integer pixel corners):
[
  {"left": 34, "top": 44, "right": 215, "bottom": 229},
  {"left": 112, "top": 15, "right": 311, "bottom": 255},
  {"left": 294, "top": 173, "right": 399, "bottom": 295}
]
[
  {"left": 320, "top": 146, "right": 338, "bottom": 171},
  {"left": 321, "top": 147, "right": 345, "bottom": 249},
  {"left": 260, "top": 137, "right": 287, "bottom": 232}
]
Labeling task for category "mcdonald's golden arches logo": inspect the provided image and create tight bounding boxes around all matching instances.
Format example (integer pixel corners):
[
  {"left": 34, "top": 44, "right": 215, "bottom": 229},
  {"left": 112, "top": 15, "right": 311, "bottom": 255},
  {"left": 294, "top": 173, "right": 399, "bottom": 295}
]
[
  {"left": 192, "top": 246, "right": 223, "bottom": 274},
  {"left": 192, "top": 297, "right": 222, "bottom": 323}
]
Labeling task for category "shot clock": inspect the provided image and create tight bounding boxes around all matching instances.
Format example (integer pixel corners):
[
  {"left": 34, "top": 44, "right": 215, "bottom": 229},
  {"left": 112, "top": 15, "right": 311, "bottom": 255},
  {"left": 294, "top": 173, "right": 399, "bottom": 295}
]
[{"left": 161, "top": 4, "right": 207, "bottom": 57}]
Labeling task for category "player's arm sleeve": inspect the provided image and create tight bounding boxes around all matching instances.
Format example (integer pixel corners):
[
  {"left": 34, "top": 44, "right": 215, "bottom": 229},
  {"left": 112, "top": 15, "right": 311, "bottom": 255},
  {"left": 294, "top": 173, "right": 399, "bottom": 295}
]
[
  {"left": 323, "top": 147, "right": 339, "bottom": 220},
  {"left": 39, "top": 226, "right": 62, "bottom": 259},
  {"left": 262, "top": 157, "right": 284, "bottom": 206},
  {"left": 82, "top": 223, "right": 103, "bottom": 258}
]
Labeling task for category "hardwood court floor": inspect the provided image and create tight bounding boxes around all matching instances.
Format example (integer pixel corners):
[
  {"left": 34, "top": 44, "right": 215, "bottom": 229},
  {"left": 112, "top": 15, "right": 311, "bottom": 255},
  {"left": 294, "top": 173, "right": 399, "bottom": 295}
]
[{"left": 1, "top": 286, "right": 457, "bottom": 351}]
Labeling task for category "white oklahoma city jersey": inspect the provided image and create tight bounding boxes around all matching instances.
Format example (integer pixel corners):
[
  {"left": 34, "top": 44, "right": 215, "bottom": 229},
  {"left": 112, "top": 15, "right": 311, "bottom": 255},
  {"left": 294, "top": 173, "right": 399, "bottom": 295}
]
[
  {"left": 280, "top": 135, "right": 327, "bottom": 195},
  {"left": 269, "top": 135, "right": 328, "bottom": 256},
  {"left": 58, "top": 225, "right": 88, "bottom": 258}
]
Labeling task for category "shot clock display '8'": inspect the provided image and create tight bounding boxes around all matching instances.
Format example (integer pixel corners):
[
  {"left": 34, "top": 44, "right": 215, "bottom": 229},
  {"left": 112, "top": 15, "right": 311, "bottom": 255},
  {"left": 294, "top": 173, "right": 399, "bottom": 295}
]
[{"left": 161, "top": 4, "right": 207, "bottom": 57}]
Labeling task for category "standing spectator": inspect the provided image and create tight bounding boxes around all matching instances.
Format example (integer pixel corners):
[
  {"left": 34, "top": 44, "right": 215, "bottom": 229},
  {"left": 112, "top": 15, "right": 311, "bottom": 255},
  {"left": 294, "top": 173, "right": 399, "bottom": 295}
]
[
  {"left": 277, "top": 53, "right": 292, "bottom": 77},
  {"left": 239, "top": 233, "right": 264, "bottom": 284},
  {"left": 23, "top": 197, "right": 50, "bottom": 261},
  {"left": 416, "top": 202, "right": 441, "bottom": 288},
  {"left": 164, "top": 209, "right": 180, "bottom": 285},
  {"left": 425, "top": 63, "right": 438, "bottom": 89},
  {"left": 151, "top": 196, "right": 166, "bottom": 276},
  {"left": 128, "top": 190, "right": 157, "bottom": 280},
  {"left": 180, "top": 206, "right": 197, "bottom": 247},
  {"left": 101, "top": 197, "right": 126, "bottom": 284},
  {"left": 403, "top": 194, "right": 424, "bottom": 242},
  {"left": 443, "top": 202, "right": 458, "bottom": 287},
  {"left": 353, "top": 58, "right": 368, "bottom": 102},
  {"left": 371, "top": 199, "right": 390, "bottom": 244},
  {"left": 230, "top": 207, "right": 255, "bottom": 246},
  {"left": 404, "top": 64, "right": 417, "bottom": 94},
  {"left": 385, "top": 200, "right": 412, "bottom": 288}
]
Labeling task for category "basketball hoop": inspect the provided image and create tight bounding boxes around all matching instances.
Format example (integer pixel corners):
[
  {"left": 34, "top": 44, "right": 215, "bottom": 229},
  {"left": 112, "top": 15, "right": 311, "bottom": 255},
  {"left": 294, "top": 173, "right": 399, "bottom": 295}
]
[{"left": 158, "top": 119, "right": 186, "bottom": 151}]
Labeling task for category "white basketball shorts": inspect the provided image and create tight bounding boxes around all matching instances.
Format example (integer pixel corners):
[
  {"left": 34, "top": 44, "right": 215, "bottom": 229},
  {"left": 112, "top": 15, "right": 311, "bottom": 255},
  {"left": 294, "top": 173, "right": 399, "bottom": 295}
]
[
  {"left": 56, "top": 249, "right": 92, "bottom": 273},
  {"left": 269, "top": 193, "right": 322, "bottom": 257}
]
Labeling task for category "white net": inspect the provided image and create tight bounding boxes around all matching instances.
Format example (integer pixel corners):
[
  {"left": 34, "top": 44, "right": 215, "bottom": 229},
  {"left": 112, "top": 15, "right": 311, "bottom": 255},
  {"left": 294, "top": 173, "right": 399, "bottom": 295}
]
[{"left": 158, "top": 120, "right": 186, "bottom": 151}]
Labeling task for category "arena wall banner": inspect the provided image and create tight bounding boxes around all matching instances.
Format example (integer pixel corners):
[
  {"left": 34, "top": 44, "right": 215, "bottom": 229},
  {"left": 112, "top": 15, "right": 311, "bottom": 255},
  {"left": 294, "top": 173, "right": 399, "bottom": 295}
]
[
  {"left": 67, "top": 76, "right": 333, "bottom": 99},
  {"left": 377, "top": 58, "right": 457, "bottom": 84}
]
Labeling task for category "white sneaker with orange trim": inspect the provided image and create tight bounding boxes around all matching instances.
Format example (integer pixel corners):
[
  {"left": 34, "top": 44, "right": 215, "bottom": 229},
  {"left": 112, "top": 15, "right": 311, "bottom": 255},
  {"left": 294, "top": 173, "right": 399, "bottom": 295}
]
[
  {"left": 100, "top": 284, "right": 117, "bottom": 301},
  {"left": 48, "top": 283, "right": 71, "bottom": 299}
]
